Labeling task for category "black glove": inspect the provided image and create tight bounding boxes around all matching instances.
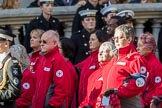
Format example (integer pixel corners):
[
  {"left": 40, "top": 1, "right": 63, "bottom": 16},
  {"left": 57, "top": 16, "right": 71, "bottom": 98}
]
[
  {"left": 151, "top": 96, "right": 162, "bottom": 106},
  {"left": 103, "top": 88, "right": 117, "bottom": 97},
  {"left": 82, "top": 104, "right": 92, "bottom": 108}
]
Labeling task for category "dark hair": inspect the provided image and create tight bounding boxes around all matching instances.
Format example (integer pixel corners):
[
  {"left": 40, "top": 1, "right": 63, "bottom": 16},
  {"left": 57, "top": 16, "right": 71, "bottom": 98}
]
[
  {"left": 111, "top": 16, "right": 126, "bottom": 26},
  {"left": 60, "top": 37, "right": 75, "bottom": 61},
  {"left": 91, "top": 29, "right": 108, "bottom": 43}
]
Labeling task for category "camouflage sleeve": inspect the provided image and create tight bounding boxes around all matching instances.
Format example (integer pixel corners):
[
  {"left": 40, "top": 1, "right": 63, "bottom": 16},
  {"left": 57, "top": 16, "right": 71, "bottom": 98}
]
[{"left": 0, "top": 58, "right": 22, "bottom": 101}]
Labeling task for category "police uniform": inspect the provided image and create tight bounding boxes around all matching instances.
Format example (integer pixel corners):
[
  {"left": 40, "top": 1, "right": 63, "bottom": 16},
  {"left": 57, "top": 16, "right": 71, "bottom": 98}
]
[
  {"left": 72, "top": 1, "right": 104, "bottom": 34},
  {"left": 0, "top": 29, "right": 22, "bottom": 108},
  {"left": 25, "top": 0, "right": 64, "bottom": 53},
  {"left": 71, "top": 9, "right": 97, "bottom": 65},
  {"left": 71, "top": 29, "right": 90, "bottom": 64}
]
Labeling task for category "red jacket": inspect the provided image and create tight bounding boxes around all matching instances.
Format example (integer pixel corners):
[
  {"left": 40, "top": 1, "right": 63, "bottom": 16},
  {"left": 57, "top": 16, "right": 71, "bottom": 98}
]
[
  {"left": 66, "top": 60, "right": 78, "bottom": 108},
  {"left": 102, "top": 44, "right": 147, "bottom": 105},
  {"left": 16, "top": 51, "right": 42, "bottom": 108},
  {"left": 80, "top": 62, "right": 108, "bottom": 107},
  {"left": 142, "top": 52, "right": 162, "bottom": 107},
  {"left": 32, "top": 47, "right": 71, "bottom": 108},
  {"left": 76, "top": 50, "right": 100, "bottom": 105},
  {"left": 16, "top": 68, "right": 35, "bottom": 108}
]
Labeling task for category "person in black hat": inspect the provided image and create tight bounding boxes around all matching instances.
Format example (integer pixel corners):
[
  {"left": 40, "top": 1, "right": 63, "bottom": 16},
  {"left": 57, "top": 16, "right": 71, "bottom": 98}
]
[
  {"left": 71, "top": 9, "right": 97, "bottom": 65},
  {"left": 116, "top": 10, "right": 135, "bottom": 27},
  {"left": 0, "top": 29, "right": 22, "bottom": 108},
  {"left": 100, "top": 5, "right": 118, "bottom": 26},
  {"left": 71, "top": 0, "right": 104, "bottom": 34},
  {"left": 25, "top": 0, "right": 64, "bottom": 53}
]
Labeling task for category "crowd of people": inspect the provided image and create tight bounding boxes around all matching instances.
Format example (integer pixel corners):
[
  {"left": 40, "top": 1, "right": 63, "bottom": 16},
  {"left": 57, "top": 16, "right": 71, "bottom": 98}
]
[{"left": 0, "top": 0, "right": 162, "bottom": 108}]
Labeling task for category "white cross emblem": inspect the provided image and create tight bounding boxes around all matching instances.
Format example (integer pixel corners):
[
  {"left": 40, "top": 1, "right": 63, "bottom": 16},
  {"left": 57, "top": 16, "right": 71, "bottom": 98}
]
[{"left": 56, "top": 70, "right": 63, "bottom": 77}]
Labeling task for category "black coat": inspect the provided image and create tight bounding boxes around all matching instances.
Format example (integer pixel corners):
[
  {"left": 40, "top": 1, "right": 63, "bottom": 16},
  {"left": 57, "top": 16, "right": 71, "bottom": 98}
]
[
  {"left": 158, "top": 28, "right": 162, "bottom": 63},
  {"left": 54, "top": 0, "right": 79, "bottom": 6},
  {"left": 71, "top": 29, "right": 91, "bottom": 64},
  {"left": 25, "top": 14, "right": 64, "bottom": 53},
  {"left": 72, "top": 1, "right": 104, "bottom": 34}
]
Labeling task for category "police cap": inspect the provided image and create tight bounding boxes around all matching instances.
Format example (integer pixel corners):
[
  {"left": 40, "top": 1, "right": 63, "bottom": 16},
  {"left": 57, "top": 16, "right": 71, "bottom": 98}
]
[
  {"left": 79, "top": 9, "right": 97, "bottom": 19},
  {"left": 0, "top": 29, "right": 16, "bottom": 41},
  {"left": 100, "top": 6, "right": 118, "bottom": 17},
  {"left": 40, "top": 0, "right": 54, "bottom": 5},
  {"left": 116, "top": 10, "right": 135, "bottom": 21}
]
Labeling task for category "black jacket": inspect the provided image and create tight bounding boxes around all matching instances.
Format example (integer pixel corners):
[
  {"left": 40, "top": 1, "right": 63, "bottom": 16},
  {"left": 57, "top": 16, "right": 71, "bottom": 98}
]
[
  {"left": 72, "top": 1, "right": 104, "bottom": 33},
  {"left": 71, "top": 29, "right": 92, "bottom": 64},
  {"left": 25, "top": 14, "right": 64, "bottom": 53}
]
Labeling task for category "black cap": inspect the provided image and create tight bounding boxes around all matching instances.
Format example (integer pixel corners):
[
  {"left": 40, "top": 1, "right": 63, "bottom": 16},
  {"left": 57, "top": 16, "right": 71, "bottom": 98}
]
[{"left": 0, "top": 29, "right": 16, "bottom": 41}]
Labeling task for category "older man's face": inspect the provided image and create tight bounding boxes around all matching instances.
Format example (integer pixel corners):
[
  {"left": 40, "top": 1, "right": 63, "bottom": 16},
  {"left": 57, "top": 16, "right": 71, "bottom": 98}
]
[{"left": 40, "top": 34, "right": 55, "bottom": 54}]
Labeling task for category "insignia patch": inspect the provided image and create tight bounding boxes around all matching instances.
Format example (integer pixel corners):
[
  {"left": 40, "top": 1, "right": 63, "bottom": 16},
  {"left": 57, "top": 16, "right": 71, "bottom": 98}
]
[
  {"left": 89, "top": 65, "right": 96, "bottom": 70},
  {"left": 13, "top": 77, "right": 19, "bottom": 85},
  {"left": 56, "top": 70, "right": 63, "bottom": 77},
  {"left": 0, "top": 62, "right": 3, "bottom": 69},
  {"left": 116, "top": 62, "right": 126, "bottom": 66},
  {"left": 155, "top": 76, "right": 161, "bottom": 83},
  {"left": 140, "top": 66, "right": 146, "bottom": 74},
  {"left": 136, "top": 78, "right": 145, "bottom": 87},
  {"left": 44, "top": 67, "right": 51, "bottom": 72},
  {"left": 23, "top": 83, "right": 30, "bottom": 89}
]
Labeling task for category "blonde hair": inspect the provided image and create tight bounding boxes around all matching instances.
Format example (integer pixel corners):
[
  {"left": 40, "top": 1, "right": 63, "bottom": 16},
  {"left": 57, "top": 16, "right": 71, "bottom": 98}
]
[
  {"left": 1, "top": 0, "right": 15, "bottom": 9},
  {"left": 99, "top": 41, "right": 116, "bottom": 57},
  {"left": 10, "top": 44, "right": 30, "bottom": 67},
  {"left": 30, "top": 29, "right": 45, "bottom": 38}
]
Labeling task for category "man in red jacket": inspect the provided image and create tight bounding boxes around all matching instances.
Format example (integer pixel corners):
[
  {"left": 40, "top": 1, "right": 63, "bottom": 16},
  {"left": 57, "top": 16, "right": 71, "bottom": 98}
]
[
  {"left": 101, "top": 24, "right": 148, "bottom": 108},
  {"left": 32, "top": 30, "right": 72, "bottom": 108}
]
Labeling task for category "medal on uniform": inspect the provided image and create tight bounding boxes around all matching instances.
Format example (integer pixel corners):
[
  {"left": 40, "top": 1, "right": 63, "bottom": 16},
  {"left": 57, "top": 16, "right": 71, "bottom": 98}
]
[{"left": 0, "top": 62, "right": 3, "bottom": 69}]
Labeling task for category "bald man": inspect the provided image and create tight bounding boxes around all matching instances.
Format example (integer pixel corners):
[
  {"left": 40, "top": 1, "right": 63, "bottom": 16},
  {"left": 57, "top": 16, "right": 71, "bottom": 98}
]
[{"left": 32, "top": 30, "right": 72, "bottom": 108}]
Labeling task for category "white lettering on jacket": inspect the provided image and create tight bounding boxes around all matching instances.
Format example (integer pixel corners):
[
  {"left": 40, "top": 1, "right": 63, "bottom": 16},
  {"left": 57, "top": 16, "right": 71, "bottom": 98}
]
[
  {"left": 116, "top": 62, "right": 126, "bottom": 66},
  {"left": 44, "top": 67, "right": 51, "bottom": 72}
]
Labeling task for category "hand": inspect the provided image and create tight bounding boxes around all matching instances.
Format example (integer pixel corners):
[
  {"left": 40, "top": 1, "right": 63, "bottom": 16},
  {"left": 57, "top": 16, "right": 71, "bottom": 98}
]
[
  {"left": 75, "top": 0, "right": 86, "bottom": 6},
  {"left": 103, "top": 88, "right": 117, "bottom": 97}
]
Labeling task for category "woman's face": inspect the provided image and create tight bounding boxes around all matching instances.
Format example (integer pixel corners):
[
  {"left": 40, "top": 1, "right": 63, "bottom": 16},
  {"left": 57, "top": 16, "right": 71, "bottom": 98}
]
[
  {"left": 30, "top": 31, "right": 41, "bottom": 51},
  {"left": 89, "top": 33, "right": 101, "bottom": 51},
  {"left": 82, "top": 17, "right": 96, "bottom": 32},
  {"left": 113, "top": 30, "right": 131, "bottom": 49},
  {"left": 98, "top": 45, "right": 112, "bottom": 63},
  {"left": 13, "top": 0, "right": 20, "bottom": 9}
]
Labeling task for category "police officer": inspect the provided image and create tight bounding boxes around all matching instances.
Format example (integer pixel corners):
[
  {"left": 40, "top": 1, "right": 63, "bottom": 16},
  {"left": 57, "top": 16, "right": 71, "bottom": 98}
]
[
  {"left": 71, "top": 9, "right": 97, "bottom": 65},
  {"left": 100, "top": 5, "right": 118, "bottom": 26},
  {"left": 25, "top": 0, "right": 63, "bottom": 53},
  {"left": 72, "top": 0, "right": 104, "bottom": 34},
  {"left": 0, "top": 29, "right": 22, "bottom": 108}
]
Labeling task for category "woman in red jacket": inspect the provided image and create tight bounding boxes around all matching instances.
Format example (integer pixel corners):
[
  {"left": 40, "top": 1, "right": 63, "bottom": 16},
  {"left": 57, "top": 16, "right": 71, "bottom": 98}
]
[
  {"left": 76, "top": 29, "right": 108, "bottom": 106},
  {"left": 80, "top": 41, "right": 116, "bottom": 108},
  {"left": 101, "top": 24, "right": 148, "bottom": 108},
  {"left": 16, "top": 29, "right": 44, "bottom": 108},
  {"left": 58, "top": 37, "right": 78, "bottom": 108},
  {"left": 136, "top": 32, "right": 162, "bottom": 108}
]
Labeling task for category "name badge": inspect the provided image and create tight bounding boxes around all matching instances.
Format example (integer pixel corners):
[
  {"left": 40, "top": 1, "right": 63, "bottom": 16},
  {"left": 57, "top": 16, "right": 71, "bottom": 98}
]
[
  {"left": 116, "top": 62, "right": 126, "bottom": 66},
  {"left": 89, "top": 65, "right": 96, "bottom": 70},
  {"left": 44, "top": 67, "right": 51, "bottom": 72}
]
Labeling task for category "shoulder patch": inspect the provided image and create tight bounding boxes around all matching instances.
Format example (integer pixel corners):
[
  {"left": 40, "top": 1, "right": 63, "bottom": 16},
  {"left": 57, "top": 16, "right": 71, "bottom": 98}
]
[
  {"left": 23, "top": 83, "right": 30, "bottom": 89},
  {"left": 56, "top": 70, "right": 63, "bottom": 77},
  {"left": 155, "top": 76, "right": 161, "bottom": 83}
]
